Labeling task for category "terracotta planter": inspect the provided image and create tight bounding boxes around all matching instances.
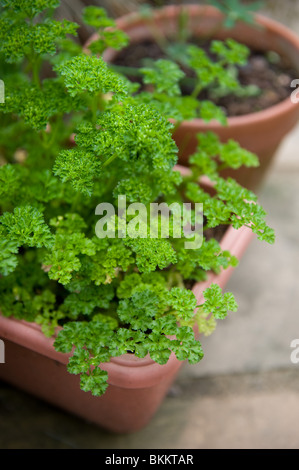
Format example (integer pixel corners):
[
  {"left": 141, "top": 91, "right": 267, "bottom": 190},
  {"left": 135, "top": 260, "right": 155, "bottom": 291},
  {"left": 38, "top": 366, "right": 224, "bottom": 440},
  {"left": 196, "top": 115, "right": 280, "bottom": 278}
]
[
  {"left": 101, "top": 5, "right": 299, "bottom": 190},
  {"left": 0, "top": 219, "right": 253, "bottom": 433}
]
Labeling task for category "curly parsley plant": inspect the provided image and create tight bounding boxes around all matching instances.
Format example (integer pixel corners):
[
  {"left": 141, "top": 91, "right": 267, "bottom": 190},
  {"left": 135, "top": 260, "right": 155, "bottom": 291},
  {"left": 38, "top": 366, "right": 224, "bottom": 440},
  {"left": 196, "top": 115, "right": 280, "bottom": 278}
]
[{"left": 0, "top": 1, "right": 274, "bottom": 397}]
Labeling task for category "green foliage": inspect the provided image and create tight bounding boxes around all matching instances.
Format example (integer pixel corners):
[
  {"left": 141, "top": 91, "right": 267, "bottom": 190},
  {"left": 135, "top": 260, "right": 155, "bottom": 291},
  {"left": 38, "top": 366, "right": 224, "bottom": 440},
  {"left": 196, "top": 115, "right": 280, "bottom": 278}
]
[
  {"left": 1, "top": 0, "right": 60, "bottom": 17},
  {"left": 2, "top": 79, "right": 79, "bottom": 130},
  {"left": 0, "top": 0, "right": 274, "bottom": 398},
  {"left": 134, "top": 38, "right": 253, "bottom": 124},
  {"left": 201, "top": 283, "right": 238, "bottom": 319},
  {"left": 186, "top": 40, "right": 248, "bottom": 90},
  {"left": 53, "top": 148, "right": 102, "bottom": 196},
  {"left": 88, "top": 239, "right": 134, "bottom": 286},
  {"left": 210, "top": 39, "right": 250, "bottom": 66},
  {"left": 83, "top": 6, "right": 129, "bottom": 55},
  {"left": 54, "top": 283, "right": 205, "bottom": 389},
  {"left": 0, "top": 5, "right": 78, "bottom": 63},
  {"left": 168, "top": 287, "right": 197, "bottom": 321},
  {"left": 125, "top": 237, "right": 177, "bottom": 273},
  {"left": 181, "top": 283, "right": 238, "bottom": 335},
  {"left": 207, "top": 0, "right": 263, "bottom": 28},
  {"left": 83, "top": 6, "right": 116, "bottom": 29},
  {"left": 190, "top": 132, "right": 259, "bottom": 179},
  {"left": 63, "top": 284, "right": 115, "bottom": 319},
  {"left": 0, "top": 205, "right": 53, "bottom": 248},
  {"left": 56, "top": 55, "right": 128, "bottom": 98},
  {"left": 34, "top": 290, "right": 65, "bottom": 337},
  {"left": 0, "top": 238, "right": 19, "bottom": 275},
  {"left": 141, "top": 59, "right": 185, "bottom": 97},
  {"left": 199, "top": 101, "right": 227, "bottom": 126},
  {"left": 57, "top": 99, "right": 179, "bottom": 202}
]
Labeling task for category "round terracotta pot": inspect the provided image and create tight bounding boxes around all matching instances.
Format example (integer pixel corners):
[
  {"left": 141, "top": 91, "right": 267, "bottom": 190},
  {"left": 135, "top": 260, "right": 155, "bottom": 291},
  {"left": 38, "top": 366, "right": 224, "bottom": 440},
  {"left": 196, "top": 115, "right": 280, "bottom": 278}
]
[
  {"left": 0, "top": 219, "right": 253, "bottom": 433},
  {"left": 100, "top": 5, "right": 299, "bottom": 190}
]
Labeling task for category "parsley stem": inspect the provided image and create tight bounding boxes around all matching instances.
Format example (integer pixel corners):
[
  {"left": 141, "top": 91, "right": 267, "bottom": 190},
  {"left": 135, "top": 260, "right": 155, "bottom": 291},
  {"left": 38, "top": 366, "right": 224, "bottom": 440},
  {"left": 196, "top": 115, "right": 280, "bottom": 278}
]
[
  {"left": 171, "top": 119, "right": 183, "bottom": 135},
  {"left": 46, "top": 116, "right": 62, "bottom": 148},
  {"left": 103, "top": 153, "right": 118, "bottom": 167},
  {"left": 191, "top": 82, "right": 203, "bottom": 99},
  {"left": 91, "top": 97, "right": 98, "bottom": 125},
  {"left": 32, "top": 59, "right": 41, "bottom": 88},
  {"left": 217, "top": 162, "right": 229, "bottom": 171},
  {"left": 70, "top": 192, "right": 81, "bottom": 212}
]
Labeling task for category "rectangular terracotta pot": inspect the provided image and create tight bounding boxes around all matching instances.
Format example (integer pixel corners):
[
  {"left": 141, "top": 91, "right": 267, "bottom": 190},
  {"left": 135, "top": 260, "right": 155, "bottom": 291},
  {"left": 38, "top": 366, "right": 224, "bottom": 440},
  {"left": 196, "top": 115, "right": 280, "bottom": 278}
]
[{"left": 0, "top": 225, "right": 253, "bottom": 433}]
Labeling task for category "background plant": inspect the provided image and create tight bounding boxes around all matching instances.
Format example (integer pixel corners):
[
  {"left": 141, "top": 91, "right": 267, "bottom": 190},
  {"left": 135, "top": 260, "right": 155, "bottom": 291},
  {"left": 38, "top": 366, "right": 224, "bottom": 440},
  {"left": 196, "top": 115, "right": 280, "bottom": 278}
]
[
  {"left": 205, "top": 0, "right": 264, "bottom": 28},
  {"left": 110, "top": 4, "right": 262, "bottom": 126},
  {"left": 134, "top": 38, "right": 259, "bottom": 125},
  {"left": 0, "top": 1, "right": 274, "bottom": 396}
]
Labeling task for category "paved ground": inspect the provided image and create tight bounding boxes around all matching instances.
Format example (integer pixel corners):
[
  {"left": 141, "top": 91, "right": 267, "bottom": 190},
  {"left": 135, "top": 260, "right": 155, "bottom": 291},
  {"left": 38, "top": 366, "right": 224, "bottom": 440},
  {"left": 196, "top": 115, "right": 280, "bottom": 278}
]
[
  {"left": 1, "top": 369, "right": 299, "bottom": 449},
  {"left": 0, "top": 0, "right": 299, "bottom": 450}
]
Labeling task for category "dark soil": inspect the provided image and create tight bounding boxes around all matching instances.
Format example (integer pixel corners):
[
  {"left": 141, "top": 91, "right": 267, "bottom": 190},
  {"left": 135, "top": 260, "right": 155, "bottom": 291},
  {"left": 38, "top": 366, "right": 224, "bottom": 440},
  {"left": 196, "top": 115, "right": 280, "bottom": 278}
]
[
  {"left": 112, "top": 38, "right": 297, "bottom": 117},
  {"left": 204, "top": 224, "right": 227, "bottom": 243},
  {"left": 114, "top": 39, "right": 169, "bottom": 68},
  {"left": 182, "top": 223, "right": 228, "bottom": 290}
]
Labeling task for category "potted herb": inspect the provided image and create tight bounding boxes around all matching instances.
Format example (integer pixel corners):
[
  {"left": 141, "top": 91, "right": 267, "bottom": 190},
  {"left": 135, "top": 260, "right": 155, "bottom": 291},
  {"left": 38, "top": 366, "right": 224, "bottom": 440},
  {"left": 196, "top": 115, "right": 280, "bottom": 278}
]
[
  {"left": 101, "top": 2, "right": 299, "bottom": 190},
  {"left": 0, "top": 1, "right": 274, "bottom": 433}
]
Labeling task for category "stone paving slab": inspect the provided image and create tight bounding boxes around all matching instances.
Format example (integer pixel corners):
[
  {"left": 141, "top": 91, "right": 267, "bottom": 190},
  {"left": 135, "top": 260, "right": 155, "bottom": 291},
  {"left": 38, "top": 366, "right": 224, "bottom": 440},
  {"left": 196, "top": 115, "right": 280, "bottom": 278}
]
[
  {"left": 1, "top": 368, "right": 299, "bottom": 449},
  {"left": 274, "top": 123, "right": 299, "bottom": 171}
]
